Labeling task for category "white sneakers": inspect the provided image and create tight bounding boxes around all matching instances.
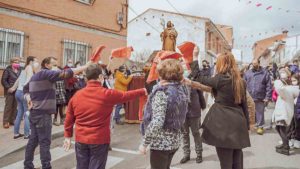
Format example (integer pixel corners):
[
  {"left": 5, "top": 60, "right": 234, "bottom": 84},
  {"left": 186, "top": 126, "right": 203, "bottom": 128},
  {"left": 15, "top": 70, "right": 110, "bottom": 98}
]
[
  {"left": 290, "top": 139, "right": 295, "bottom": 148},
  {"left": 293, "top": 140, "right": 300, "bottom": 149}
]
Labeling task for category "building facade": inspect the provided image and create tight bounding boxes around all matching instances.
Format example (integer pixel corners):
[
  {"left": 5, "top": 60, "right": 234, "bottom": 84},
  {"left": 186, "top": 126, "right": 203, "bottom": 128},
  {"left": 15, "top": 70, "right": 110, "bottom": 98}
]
[
  {"left": 252, "top": 31, "right": 288, "bottom": 67},
  {"left": 128, "top": 8, "right": 232, "bottom": 65},
  {"left": 0, "top": 0, "right": 128, "bottom": 95},
  {"left": 272, "top": 35, "right": 300, "bottom": 66}
]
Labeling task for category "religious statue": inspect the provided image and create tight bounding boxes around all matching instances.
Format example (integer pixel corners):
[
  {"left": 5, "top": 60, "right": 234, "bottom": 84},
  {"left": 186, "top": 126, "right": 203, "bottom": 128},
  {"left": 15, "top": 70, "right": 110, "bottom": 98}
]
[{"left": 160, "top": 21, "right": 178, "bottom": 51}]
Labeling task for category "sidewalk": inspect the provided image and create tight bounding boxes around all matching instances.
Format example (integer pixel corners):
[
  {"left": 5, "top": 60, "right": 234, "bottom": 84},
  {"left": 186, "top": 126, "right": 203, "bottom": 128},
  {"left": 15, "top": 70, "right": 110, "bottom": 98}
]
[
  {"left": 0, "top": 97, "right": 125, "bottom": 159},
  {"left": 0, "top": 97, "right": 65, "bottom": 159}
]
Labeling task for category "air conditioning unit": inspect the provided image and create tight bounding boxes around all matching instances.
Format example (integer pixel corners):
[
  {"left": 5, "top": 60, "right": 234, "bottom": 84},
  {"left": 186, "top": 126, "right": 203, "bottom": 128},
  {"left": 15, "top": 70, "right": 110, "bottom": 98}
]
[{"left": 117, "top": 12, "right": 124, "bottom": 25}]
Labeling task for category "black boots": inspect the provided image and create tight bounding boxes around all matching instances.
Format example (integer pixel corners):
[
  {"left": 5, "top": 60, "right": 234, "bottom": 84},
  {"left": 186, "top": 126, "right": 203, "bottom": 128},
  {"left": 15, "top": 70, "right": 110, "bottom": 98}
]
[
  {"left": 53, "top": 118, "right": 59, "bottom": 126},
  {"left": 180, "top": 156, "right": 190, "bottom": 164},
  {"left": 276, "top": 145, "right": 290, "bottom": 156},
  {"left": 180, "top": 155, "right": 203, "bottom": 164},
  {"left": 196, "top": 155, "right": 203, "bottom": 163}
]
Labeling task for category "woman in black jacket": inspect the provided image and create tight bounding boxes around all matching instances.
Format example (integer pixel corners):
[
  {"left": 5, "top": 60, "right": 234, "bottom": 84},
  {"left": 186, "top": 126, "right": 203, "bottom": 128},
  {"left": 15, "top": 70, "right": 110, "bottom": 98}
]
[
  {"left": 1, "top": 57, "right": 21, "bottom": 128},
  {"left": 185, "top": 52, "right": 250, "bottom": 169}
]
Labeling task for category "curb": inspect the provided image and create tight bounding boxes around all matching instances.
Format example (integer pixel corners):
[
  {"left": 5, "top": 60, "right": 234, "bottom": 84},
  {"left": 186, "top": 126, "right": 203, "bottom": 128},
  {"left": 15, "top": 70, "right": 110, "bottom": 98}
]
[{"left": 0, "top": 130, "right": 64, "bottom": 158}]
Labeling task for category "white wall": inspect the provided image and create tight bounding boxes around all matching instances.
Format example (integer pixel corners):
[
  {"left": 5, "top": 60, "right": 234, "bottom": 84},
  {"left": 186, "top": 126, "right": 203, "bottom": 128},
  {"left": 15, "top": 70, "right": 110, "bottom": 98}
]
[
  {"left": 128, "top": 9, "right": 206, "bottom": 61},
  {"left": 284, "top": 35, "right": 300, "bottom": 63},
  {"left": 232, "top": 48, "right": 242, "bottom": 62}
]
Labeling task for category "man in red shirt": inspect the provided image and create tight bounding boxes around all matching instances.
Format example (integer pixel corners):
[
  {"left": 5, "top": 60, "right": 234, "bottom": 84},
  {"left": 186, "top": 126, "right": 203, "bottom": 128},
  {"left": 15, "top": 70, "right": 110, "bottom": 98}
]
[{"left": 63, "top": 64, "right": 147, "bottom": 169}]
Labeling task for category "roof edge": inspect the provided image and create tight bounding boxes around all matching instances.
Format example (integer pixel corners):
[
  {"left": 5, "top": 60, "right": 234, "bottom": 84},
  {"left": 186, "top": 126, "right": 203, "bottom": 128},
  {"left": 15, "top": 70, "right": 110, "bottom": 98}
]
[{"left": 128, "top": 8, "right": 210, "bottom": 23}]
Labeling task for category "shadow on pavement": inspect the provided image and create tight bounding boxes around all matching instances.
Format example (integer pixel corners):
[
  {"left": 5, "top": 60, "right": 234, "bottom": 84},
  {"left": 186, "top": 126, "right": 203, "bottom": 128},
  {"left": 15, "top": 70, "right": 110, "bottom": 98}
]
[
  {"left": 243, "top": 150, "right": 255, "bottom": 158},
  {"left": 290, "top": 149, "right": 300, "bottom": 155}
]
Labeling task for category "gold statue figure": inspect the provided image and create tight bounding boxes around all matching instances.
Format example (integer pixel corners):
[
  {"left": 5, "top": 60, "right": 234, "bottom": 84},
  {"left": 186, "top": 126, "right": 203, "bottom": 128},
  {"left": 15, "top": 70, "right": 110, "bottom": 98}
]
[{"left": 160, "top": 21, "right": 178, "bottom": 51}]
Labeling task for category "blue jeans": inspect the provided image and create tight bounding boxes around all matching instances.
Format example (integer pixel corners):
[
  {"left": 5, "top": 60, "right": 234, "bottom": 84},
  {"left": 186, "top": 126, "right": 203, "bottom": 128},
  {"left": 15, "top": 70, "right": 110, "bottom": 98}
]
[
  {"left": 255, "top": 101, "right": 265, "bottom": 128},
  {"left": 75, "top": 142, "right": 109, "bottom": 169},
  {"left": 14, "top": 90, "right": 30, "bottom": 136},
  {"left": 114, "top": 104, "right": 123, "bottom": 122},
  {"left": 24, "top": 113, "right": 52, "bottom": 169}
]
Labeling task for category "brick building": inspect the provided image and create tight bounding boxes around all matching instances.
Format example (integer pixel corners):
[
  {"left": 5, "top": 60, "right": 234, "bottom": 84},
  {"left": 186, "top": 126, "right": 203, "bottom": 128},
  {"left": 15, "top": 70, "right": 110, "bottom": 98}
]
[
  {"left": 252, "top": 31, "right": 288, "bottom": 67},
  {"left": 0, "top": 0, "right": 128, "bottom": 96}
]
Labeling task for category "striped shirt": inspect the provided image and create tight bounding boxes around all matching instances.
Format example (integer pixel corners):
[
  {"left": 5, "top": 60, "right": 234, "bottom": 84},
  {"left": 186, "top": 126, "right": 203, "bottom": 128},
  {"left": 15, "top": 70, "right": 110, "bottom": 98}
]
[{"left": 23, "top": 68, "right": 74, "bottom": 116}]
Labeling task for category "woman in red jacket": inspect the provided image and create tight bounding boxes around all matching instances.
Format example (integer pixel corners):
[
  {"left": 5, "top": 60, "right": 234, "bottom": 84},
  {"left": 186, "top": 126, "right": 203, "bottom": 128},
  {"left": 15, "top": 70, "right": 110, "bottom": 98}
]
[{"left": 63, "top": 64, "right": 147, "bottom": 169}]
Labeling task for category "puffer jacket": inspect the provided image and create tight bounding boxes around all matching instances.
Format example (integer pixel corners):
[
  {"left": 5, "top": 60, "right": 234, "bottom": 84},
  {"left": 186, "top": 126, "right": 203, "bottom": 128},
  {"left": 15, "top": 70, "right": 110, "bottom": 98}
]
[
  {"left": 295, "top": 92, "right": 300, "bottom": 120},
  {"left": 114, "top": 70, "right": 132, "bottom": 92},
  {"left": 1, "top": 65, "right": 21, "bottom": 95},
  {"left": 187, "top": 88, "right": 206, "bottom": 118},
  {"left": 244, "top": 67, "right": 272, "bottom": 101},
  {"left": 273, "top": 80, "right": 299, "bottom": 125}
]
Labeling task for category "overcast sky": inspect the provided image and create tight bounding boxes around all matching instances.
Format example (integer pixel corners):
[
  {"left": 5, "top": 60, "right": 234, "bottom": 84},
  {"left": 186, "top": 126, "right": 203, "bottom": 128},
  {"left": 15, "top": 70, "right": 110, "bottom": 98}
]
[{"left": 128, "top": 0, "right": 300, "bottom": 62}]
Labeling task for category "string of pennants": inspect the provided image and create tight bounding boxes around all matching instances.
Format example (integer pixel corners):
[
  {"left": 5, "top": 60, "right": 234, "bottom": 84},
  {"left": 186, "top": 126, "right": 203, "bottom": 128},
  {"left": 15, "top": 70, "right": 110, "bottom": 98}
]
[
  {"left": 235, "top": 44, "right": 299, "bottom": 49},
  {"left": 236, "top": 25, "right": 295, "bottom": 40},
  {"left": 239, "top": 0, "right": 300, "bottom": 14}
]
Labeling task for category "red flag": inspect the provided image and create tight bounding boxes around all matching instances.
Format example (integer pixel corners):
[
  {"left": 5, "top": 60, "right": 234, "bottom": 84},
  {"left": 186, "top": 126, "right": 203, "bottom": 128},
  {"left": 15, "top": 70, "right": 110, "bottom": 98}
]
[
  {"left": 177, "top": 41, "right": 196, "bottom": 64},
  {"left": 147, "top": 62, "right": 159, "bottom": 84},
  {"left": 90, "top": 45, "right": 106, "bottom": 63},
  {"left": 266, "top": 6, "right": 272, "bottom": 10},
  {"left": 256, "top": 3, "right": 262, "bottom": 7},
  {"left": 158, "top": 51, "right": 182, "bottom": 60},
  {"left": 111, "top": 46, "right": 134, "bottom": 59},
  {"left": 146, "top": 51, "right": 182, "bottom": 83}
]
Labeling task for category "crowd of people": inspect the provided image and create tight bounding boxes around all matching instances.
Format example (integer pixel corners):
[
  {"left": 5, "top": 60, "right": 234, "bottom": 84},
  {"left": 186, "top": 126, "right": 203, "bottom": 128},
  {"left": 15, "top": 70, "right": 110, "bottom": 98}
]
[
  {"left": 243, "top": 59, "right": 300, "bottom": 154},
  {"left": 1, "top": 57, "right": 134, "bottom": 132},
  {"left": 1, "top": 49, "right": 300, "bottom": 169}
]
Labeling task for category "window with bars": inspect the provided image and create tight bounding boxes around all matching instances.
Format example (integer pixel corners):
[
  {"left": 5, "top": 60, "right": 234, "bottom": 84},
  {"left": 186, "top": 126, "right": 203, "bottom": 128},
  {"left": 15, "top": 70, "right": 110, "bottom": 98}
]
[
  {"left": 0, "top": 28, "right": 24, "bottom": 68},
  {"left": 63, "top": 40, "right": 89, "bottom": 66}
]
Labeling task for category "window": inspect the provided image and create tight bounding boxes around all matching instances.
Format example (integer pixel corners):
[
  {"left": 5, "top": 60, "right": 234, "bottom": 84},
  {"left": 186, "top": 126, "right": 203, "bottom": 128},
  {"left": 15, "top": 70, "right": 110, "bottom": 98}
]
[
  {"left": 75, "top": 0, "right": 94, "bottom": 5},
  {"left": 0, "top": 28, "right": 24, "bottom": 68},
  {"left": 216, "top": 38, "right": 219, "bottom": 53},
  {"left": 208, "top": 32, "right": 212, "bottom": 50},
  {"left": 63, "top": 40, "right": 89, "bottom": 65}
]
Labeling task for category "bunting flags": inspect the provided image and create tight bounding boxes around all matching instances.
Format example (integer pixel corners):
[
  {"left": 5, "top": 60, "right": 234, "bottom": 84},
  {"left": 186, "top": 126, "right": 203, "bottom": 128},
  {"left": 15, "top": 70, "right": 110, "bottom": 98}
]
[
  {"left": 266, "top": 6, "right": 272, "bottom": 10},
  {"left": 240, "top": 0, "right": 299, "bottom": 14},
  {"left": 236, "top": 24, "right": 296, "bottom": 40},
  {"left": 256, "top": 3, "right": 262, "bottom": 7}
]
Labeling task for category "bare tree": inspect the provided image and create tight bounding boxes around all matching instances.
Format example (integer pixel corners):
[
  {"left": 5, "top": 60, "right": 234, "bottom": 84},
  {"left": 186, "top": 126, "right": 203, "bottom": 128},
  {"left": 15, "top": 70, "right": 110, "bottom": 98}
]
[{"left": 132, "top": 49, "right": 152, "bottom": 63}]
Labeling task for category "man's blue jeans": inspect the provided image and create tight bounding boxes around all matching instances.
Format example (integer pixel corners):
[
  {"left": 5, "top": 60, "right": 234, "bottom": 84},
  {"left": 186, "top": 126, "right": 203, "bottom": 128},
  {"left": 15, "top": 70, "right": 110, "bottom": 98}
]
[
  {"left": 254, "top": 101, "right": 266, "bottom": 128},
  {"left": 24, "top": 113, "right": 52, "bottom": 169},
  {"left": 114, "top": 104, "right": 123, "bottom": 122},
  {"left": 75, "top": 142, "right": 109, "bottom": 169}
]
